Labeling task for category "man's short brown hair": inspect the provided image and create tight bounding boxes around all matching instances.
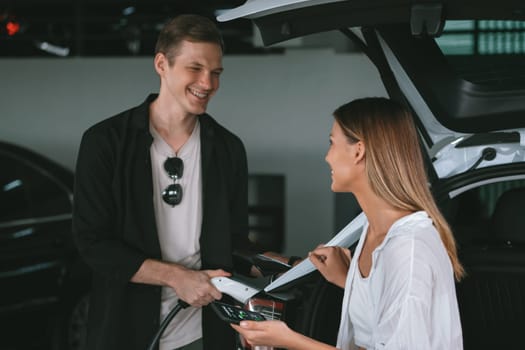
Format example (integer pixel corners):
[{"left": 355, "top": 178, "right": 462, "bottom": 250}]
[{"left": 155, "top": 14, "right": 224, "bottom": 65}]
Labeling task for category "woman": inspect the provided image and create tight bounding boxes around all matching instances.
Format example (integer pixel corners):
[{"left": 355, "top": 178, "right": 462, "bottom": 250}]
[{"left": 232, "top": 97, "right": 464, "bottom": 350}]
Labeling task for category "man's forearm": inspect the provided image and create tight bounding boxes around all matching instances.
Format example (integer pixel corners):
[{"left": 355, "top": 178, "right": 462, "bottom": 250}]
[{"left": 130, "top": 258, "right": 187, "bottom": 286}]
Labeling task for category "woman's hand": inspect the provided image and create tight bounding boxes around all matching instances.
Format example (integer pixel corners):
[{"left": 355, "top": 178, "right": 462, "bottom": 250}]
[
  {"left": 309, "top": 246, "right": 351, "bottom": 288},
  {"left": 232, "top": 320, "right": 338, "bottom": 350},
  {"left": 231, "top": 320, "right": 294, "bottom": 348}
]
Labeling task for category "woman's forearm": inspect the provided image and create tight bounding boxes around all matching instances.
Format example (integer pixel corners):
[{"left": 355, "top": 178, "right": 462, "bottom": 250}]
[{"left": 284, "top": 331, "right": 339, "bottom": 350}]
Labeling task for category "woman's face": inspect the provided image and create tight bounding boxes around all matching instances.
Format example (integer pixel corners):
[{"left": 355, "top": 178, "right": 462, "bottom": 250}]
[{"left": 325, "top": 121, "right": 360, "bottom": 192}]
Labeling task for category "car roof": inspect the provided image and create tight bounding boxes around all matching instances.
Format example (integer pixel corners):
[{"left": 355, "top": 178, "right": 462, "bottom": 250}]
[{"left": 0, "top": 140, "right": 74, "bottom": 191}]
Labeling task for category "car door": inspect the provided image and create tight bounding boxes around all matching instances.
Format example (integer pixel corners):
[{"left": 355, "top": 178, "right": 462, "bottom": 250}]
[
  {"left": 0, "top": 142, "right": 77, "bottom": 346},
  {"left": 217, "top": 0, "right": 525, "bottom": 160}
]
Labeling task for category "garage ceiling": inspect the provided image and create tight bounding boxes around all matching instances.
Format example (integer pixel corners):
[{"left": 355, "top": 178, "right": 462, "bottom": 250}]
[{"left": 0, "top": 0, "right": 270, "bottom": 57}]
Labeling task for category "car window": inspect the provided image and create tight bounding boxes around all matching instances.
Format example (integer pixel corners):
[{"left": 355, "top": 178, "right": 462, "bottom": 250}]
[
  {"left": 449, "top": 179, "right": 525, "bottom": 246},
  {"left": 0, "top": 153, "right": 71, "bottom": 222},
  {"left": 436, "top": 20, "right": 525, "bottom": 87}
]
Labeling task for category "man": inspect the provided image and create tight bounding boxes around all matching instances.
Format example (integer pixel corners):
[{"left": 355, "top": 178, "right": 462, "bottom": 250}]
[{"left": 73, "top": 14, "right": 254, "bottom": 350}]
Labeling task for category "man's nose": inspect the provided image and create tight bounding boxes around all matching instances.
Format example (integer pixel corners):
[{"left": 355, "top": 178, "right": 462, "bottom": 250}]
[{"left": 199, "top": 72, "right": 213, "bottom": 89}]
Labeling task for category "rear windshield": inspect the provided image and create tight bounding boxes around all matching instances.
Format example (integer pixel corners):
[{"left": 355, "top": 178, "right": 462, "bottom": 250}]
[{"left": 435, "top": 20, "right": 525, "bottom": 88}]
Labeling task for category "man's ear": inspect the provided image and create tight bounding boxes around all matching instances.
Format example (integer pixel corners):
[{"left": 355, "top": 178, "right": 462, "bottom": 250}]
[{"left": 153, "top": 53, "right": 166, "bottom": 75}]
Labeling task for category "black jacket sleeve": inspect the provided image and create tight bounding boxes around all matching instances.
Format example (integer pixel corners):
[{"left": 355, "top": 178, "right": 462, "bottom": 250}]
[{"left": 72, "top": 126, "right": 146, "bottom": 284}]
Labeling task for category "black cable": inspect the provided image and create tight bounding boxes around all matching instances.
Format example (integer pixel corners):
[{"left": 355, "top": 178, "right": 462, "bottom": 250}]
[
  {"left": 467, "top": 147, "right": 496, "bottom": 172},
  {"left": 146, "top": 299, "right": 189, "bottom": 350}
]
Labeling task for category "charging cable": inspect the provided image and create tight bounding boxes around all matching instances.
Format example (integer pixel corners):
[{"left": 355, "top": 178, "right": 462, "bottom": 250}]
[
  {"left": 146, "top": 276, "right": 260, "bottom": 349},
  {"left": 146, "top": 299, "right": 189, "bottom": 350}
]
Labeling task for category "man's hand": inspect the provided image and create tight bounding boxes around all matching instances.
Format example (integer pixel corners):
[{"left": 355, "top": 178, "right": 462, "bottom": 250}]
[
  {"left": 169, "top": 268, "right": 231, "bottom": 307},
  {"left": 131, "top": 259, "right": 230, "bottom": 307}
]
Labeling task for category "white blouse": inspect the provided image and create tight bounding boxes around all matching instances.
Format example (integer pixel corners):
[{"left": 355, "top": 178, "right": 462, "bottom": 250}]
[{"left": 337, "top": 211, "right": 463, "bottom": 350}]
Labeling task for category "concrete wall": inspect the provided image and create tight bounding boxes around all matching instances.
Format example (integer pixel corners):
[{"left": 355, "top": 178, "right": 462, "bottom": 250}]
[{"left": 0, "top": 49, "right": 386, "bottom": 256}]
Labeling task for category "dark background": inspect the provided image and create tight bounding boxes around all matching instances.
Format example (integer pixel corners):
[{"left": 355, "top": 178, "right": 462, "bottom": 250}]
[{"left": 0, "top": 0, "right": 275, "bottom": 57}]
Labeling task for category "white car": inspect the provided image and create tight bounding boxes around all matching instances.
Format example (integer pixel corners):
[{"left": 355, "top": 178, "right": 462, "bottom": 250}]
[{"left": 217, "top": 1, "right": 525, "bottom": 349}]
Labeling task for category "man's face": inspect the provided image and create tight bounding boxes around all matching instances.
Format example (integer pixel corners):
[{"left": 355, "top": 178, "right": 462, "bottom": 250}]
[{"left": 156, "top": 40, "right": 223, "bottom": 117}]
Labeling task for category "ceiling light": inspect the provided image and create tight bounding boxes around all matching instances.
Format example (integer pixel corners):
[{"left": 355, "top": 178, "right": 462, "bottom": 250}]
[
  {"left": 35, "top": 40, "right": 70, "bottom": 56},
  {"left": 6, "top": 20, "right": 20, "bottom": 36}
]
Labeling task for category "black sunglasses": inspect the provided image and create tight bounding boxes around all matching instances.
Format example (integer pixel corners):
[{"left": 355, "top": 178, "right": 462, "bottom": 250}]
[{"left": 162, "top": 157, "right": 184, "bottom": 206}]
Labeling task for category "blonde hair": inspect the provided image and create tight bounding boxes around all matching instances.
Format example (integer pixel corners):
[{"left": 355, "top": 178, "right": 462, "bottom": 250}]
[{"left": 333, "top": 97, "right": 464, "bottom": 280}]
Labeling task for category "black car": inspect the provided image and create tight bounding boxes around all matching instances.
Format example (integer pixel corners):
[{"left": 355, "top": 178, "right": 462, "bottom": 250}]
[
  {"left": 217, "top": 1, "right": 525, "bottom": 349},
  {"left": 0, "top": 141, "right": 90, "bottom": 350},
  {"left": 0, "top": 140, "right": 286, "bottom": 350}
]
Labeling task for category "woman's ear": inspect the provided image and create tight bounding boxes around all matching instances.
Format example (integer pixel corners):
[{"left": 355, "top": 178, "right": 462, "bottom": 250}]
[{"left": 354, "top": 141, "right": 366, "bottom": 164}]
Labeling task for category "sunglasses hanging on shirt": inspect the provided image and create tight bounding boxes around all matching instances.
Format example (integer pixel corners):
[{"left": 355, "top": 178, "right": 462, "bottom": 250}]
[{"left": 162, "top": 157, "right": 184, "bottom": 206}]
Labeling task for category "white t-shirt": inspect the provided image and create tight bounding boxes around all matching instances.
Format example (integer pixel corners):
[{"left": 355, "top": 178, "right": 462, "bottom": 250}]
[
  {"left": 348, "top": 267, "right": 373, "bottom": 348},
  {"left": 150, "top": 121, "right": 203, "bottom": 349},
  {"left": 337, "top": 211, "right": 463, "bottom": 350}
]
